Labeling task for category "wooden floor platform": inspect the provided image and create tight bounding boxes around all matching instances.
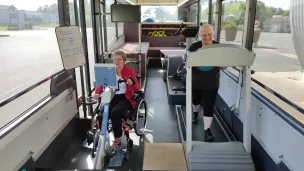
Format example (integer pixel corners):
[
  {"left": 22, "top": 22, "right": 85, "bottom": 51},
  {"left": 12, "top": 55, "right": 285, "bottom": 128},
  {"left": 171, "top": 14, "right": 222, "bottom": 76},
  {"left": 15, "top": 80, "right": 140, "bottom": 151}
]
[{"left": 143, "top": 143, "right": 188, "bottom": 171}]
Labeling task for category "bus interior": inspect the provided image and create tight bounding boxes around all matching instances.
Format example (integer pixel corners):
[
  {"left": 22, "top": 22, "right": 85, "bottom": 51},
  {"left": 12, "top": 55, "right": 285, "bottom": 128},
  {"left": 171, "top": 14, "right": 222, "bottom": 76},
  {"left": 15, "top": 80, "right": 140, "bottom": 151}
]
[{"left": 0, "top": 0, "right": 304, "bottom": 171}]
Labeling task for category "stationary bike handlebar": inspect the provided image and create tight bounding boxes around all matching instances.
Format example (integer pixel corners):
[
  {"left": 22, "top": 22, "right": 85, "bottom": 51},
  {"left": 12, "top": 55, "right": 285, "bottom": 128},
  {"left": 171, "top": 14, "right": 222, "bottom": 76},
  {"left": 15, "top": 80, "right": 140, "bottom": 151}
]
[
  {"left": 117, "top": 76, "right": 135, "bottom": 91},
  {"left": 85, "top": 76, "right": 136, "bottom": 104}
]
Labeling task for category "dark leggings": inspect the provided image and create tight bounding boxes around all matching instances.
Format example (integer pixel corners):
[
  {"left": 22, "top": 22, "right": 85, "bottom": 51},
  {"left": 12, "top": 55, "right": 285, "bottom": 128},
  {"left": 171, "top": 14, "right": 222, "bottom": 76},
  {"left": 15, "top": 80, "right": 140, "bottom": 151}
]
[
  {"left": 109, "top": 94, "right": 132, "bottom": 138},
  {"left": 192, "top": 88, "right": 218, "bottom": 117}
]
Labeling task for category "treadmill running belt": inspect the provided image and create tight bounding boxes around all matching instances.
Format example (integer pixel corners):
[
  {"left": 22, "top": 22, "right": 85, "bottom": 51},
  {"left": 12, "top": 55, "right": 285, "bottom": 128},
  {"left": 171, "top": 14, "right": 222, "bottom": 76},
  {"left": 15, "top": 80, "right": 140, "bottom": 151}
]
[{"left": 180, "top": 106, "right": 228, "bottom": 142}]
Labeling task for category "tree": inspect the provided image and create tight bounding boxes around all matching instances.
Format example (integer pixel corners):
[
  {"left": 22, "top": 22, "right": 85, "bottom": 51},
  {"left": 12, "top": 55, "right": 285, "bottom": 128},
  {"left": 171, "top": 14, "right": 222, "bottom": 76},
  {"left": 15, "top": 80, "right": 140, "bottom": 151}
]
[
  {"left": 37, "top": 3, "right": 58, "bottom": 14},
  {"left": 69, "top": 2, "right": 75, "bottom": 13},
  {"left": 228, "top": 3, "right": 241, "bottom": 17},
  {"left": 8, "top": 5, "right": 17, "bottom": 11},
  {"left": 237, "top": 2, "right": 246, "bottom": 25},
  {"left": 256, "top": 1, "right": 273, "bottom": 21},
  {"left": 282, "top": 10, "right": 289, "bottom": 17},
  {"left": 37, "top": 6, "right": 44, "bottom": 12},
  {"left": 275, "top": 7, "right": 284, "bottom": 15},
  {"left": 50, "top": 3, "right": 58, "bottom": 13},
  {"left": 43, "top": 5, "right": 51, "bottom": 12}
]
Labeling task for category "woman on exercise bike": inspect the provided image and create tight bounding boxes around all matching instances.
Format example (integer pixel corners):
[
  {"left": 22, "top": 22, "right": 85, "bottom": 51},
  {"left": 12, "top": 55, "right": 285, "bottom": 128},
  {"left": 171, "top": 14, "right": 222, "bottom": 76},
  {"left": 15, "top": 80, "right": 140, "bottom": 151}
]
[
  {"left": 188, "top": 24, "right": 226, "bottom": 142},
  {"left": 94, "top": 50, "right": 140, "bottom": 148}
]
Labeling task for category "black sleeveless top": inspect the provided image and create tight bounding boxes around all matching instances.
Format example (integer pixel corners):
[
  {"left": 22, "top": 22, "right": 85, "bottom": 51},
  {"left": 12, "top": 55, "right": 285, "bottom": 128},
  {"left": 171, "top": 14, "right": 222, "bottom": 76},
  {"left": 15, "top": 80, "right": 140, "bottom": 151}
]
[{"left": 188, "top": 40, "right": 220, "bottom": 90}]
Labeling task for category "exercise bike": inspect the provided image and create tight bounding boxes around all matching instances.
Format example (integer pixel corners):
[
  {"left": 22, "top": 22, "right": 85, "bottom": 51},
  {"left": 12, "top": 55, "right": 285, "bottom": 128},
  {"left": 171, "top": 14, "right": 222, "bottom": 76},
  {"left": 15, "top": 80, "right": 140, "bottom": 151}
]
[{"left": 86, "top": 74, "right": 147, "bottom": 169}]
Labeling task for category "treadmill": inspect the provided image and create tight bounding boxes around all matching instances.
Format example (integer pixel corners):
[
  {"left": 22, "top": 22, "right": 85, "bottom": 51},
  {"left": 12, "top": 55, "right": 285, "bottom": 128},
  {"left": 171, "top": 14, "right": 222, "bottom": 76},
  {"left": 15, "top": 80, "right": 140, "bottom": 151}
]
[{"left": 178, "top": 44, "right": 257, "bottom": 171}]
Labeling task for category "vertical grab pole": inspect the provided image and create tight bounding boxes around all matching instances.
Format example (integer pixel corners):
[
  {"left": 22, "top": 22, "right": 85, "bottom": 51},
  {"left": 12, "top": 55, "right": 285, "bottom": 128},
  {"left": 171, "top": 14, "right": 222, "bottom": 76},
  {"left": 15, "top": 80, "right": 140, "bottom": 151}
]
[
  {"left": 242, "top": 0, "right": 257, "bottom": 153},
  {"left": 186, "top": 63, "right": 192, "bottom": 162},
  {"left": 235, "top": 68, "right": 243, "bottom": 114},
  {"left": 138, "top": 23, "right": 142, "bottom": 80},
  {"left": 79, "top": 0, "right": 93, "bottom": 116},
  {"left": 243, "top": 66, "right": 252, "bottom": 153},
  {"left": 74, "top": 0, "right": 87, "bottom": 117},
  {"left": 138, "top": 23, "right": 141, "bottom": 49}
]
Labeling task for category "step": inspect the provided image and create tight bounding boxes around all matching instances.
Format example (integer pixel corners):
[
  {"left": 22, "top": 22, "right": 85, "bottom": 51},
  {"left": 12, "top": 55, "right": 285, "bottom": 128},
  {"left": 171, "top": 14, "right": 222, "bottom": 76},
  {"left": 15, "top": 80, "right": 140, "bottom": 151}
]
[
  {"left": 185, "top": 141, "right": 255, "bottom": 171},
  {"left": 191, "top": 141, "right": 246, "bottom": 153},
  {"left": 143, "top": 143, "right": 188, "bottom": 171}
]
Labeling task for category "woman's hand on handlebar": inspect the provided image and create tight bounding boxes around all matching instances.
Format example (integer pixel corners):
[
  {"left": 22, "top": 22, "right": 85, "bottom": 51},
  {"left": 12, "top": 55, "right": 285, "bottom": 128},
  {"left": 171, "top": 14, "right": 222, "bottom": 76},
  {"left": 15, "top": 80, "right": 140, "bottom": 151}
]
[
  {"left": 94, "top": 93, "right": 101, "bottom": 100},
  {"left": 126, "top": 78, "right": 133, "bottom": 85}
]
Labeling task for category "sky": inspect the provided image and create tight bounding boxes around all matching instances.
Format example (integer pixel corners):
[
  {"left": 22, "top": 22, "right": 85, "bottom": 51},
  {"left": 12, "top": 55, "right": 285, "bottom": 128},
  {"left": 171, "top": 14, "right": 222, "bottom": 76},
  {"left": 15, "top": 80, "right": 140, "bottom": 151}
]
[
  {"left": 260, "top": 0, "right": 290, "bottom": 10},
  {"left": 0, "top": 0, "right": 290, "bottom": 11}
]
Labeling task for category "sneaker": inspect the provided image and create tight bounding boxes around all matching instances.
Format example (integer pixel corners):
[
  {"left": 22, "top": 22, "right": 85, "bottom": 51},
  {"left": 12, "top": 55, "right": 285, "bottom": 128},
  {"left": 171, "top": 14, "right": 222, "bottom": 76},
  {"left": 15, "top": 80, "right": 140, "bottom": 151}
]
[
  {"left": 205, "top": 128, "right": 214, "bottom": 142},
  {"left": 192, "top": 112, "right": 198, "bottom": 124}
]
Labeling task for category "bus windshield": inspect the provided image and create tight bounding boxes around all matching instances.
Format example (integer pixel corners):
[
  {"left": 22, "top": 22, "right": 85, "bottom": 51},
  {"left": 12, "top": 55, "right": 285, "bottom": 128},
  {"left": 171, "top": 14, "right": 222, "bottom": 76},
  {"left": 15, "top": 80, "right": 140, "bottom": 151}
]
[{"left": 141, "top": 6, "right": 178, "bottom": 22}]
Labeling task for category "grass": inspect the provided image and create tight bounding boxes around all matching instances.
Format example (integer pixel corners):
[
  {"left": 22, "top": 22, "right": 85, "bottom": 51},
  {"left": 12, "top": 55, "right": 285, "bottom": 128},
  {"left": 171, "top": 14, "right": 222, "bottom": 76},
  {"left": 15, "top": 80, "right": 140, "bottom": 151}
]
[
  {"left": 0, "top": 23, "right": 59, "bottom": 31},
  {"left": 0, "top": 25, "right": 8, "bottom": 31},
  {"left": 36, "top": 23, "right": 59, "bottom": 28}
]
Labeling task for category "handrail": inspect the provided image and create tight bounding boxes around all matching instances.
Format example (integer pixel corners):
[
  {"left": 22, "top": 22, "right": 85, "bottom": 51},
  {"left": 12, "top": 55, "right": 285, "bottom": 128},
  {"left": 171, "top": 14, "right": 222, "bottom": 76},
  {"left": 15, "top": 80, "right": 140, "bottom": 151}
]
[
  {"left": 0, "top": 95, "right": 52, "bottom": 139},
  {"left": 232, "top": 67, "right": 304, "bottom": 114},
  {"left": 0, "top": 69, "right": 65, "bottom": 108}
]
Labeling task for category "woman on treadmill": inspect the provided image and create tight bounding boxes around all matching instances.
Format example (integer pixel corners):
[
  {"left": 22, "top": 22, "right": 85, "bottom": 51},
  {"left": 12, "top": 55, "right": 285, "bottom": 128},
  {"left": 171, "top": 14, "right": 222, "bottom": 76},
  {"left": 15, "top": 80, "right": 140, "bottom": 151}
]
[
  {"left": 188, "top": 24, "right": 226, "bottom": 142},
  {"left": 94, "top": 50, "right": 140, "bottom": 148}
]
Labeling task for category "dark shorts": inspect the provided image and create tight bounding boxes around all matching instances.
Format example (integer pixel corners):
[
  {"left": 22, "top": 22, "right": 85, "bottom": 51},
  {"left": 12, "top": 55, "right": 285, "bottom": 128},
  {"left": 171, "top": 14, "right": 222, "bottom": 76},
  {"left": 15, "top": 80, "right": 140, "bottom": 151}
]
[
  {"left": 192, "top": 88, "right": 218, "bottom": 105},
  {"left": 192, "top": 88, "right": 218, "bottom": 117}
]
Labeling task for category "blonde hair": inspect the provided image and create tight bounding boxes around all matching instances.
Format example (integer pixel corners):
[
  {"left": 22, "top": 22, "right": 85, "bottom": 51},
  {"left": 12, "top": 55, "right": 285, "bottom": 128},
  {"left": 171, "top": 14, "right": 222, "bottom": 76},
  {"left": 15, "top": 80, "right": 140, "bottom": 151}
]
[
  {"left": 112, "top": 50, "right": 127, "bottom": 61},
  {"left": 198, "top": 24, "right": 214, "bottom": 37}
]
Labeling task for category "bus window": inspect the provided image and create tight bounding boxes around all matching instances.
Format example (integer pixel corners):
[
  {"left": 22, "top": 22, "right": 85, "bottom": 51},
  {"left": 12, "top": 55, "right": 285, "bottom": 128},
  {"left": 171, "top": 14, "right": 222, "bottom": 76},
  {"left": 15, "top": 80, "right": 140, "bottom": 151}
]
[
  {"left": 104, "top": 0, "right": 116, "bottom": 47},
  {"left": 211, "top": 0, "right": 217, "bottom": 26},
  {"left": 220, "top": 0, "right": 246, "bottom": 45},
  {"left": 141, "top": 6, "right": 178, "bottom": 22},
  {"left": 106, "top": 12, "right": 116, "bottom": 46},
  {"left": 0, "top": 0, "right": 61, "bottom": 127},
  {"left": 0, "top": 0, "right": 61, "bottom": 102},
  {"left": 106, "top": 0, "right": 113, "bottom": 13},
  {"left": 68, "top": 0, "right": 86, "bottom": 96},
  {"left": 252, "top": 0, "right": 304, "bottom": 109},
  {"left": 69, "top": 0, "right": 76, "bottom": 25},
  {"left": 189, "top": 3, "right": 198, "bottom": 23},
  {"left": 84, "top": 0, "right": 96, "bottom": 91},
  {"left": 200, "top": 0, "right": 216, "bottom": 31},
  {"left": 200, "top": 0, "right": 209, "bottom": 24},
  {"left": 118, "top": 22, "right": 124, "bottom": 37}
]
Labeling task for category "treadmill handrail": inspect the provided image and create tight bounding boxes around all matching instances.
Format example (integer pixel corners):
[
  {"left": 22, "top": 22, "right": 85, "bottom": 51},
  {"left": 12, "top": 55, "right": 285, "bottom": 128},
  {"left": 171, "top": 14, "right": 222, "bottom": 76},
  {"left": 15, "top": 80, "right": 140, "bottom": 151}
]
[
  {"left": 187, "top": 44, "right": 256, "bottom": 67},
  {"left": 185, "top": 45, "right": 256, "bottom": 159}
]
